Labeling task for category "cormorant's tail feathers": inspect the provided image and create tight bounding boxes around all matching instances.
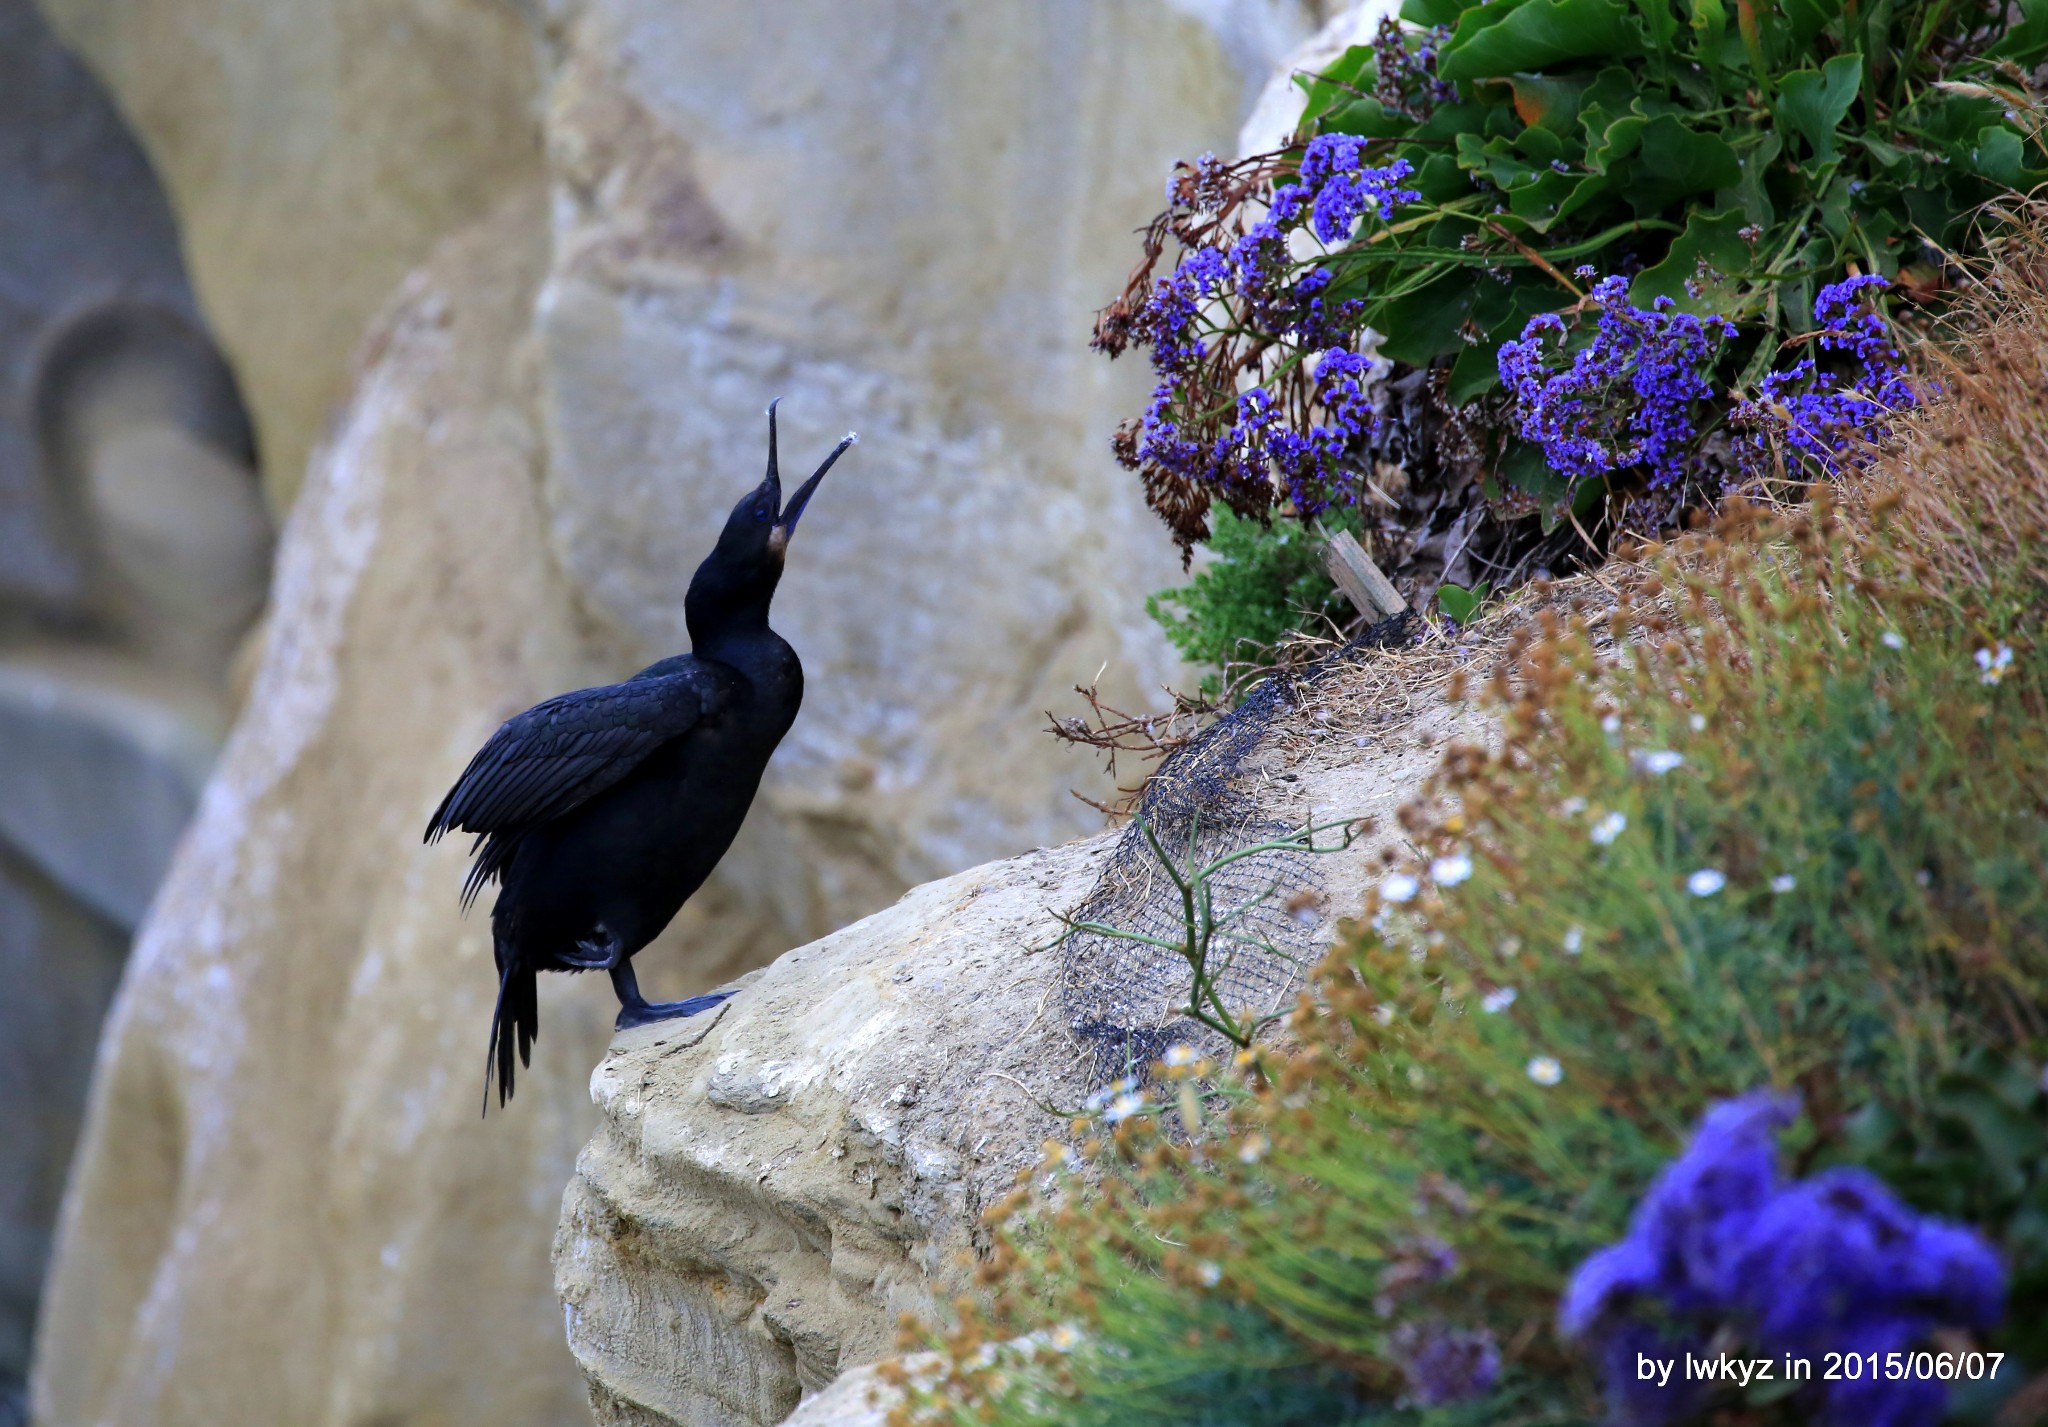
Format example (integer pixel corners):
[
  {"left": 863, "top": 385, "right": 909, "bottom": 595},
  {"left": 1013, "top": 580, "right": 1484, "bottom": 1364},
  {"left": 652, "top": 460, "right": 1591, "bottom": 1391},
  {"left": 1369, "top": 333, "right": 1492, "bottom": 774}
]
[{"left": 482, "top": 953, "right": 539, "bottom": 1116}]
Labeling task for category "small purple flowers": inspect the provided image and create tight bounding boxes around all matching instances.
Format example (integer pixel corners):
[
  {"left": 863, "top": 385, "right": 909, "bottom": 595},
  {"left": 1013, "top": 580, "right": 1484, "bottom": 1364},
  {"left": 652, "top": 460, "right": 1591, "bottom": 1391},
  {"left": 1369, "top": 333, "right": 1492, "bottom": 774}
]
[
  {"left": 1393, "top": 1321, "right": 1502, "bottom": 1406},
  {"left": 1373, "top": 17, "right": 1458, "bottom": 119},
  {"left": 1295, "top": 136, "right": 1421, "bottom": 245},
  {"left": 1496, "top": 275, "right": 1737, "bottom": 491},
  {"left": 1562, "top": 1091, "right": 2005, "bottom": 1427},
  {"left": 1741, "top": 274, "right": 1916, "bottom": 475},
  {"left": 1118, "top": 133, "right": 1419, "bottom": 531}
]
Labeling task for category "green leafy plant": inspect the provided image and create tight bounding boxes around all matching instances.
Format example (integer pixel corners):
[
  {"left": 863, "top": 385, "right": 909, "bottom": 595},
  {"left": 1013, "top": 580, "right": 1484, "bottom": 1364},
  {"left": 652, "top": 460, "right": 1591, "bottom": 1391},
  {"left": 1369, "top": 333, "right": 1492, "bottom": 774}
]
[
  {"left": 1096, "top": 0, "right": 2048, "bottom": 602},
  {"left": 1053, "top": 814, "right": 1364, "bottom": 1051},
  {"left": 901, "top": 239, "right": 2048, "bottom": 1427},
  {"left": 1436, "top": 578, "right": 1490, "bottom": 622},
  {"left": 1146, "top": 507, "right": 1357, "bottom": 689}
]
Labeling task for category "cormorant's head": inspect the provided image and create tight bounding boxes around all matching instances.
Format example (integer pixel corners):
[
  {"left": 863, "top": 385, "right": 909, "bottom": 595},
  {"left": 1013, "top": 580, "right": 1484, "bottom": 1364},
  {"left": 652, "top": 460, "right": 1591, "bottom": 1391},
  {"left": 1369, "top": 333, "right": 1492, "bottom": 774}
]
[{"left": 687, "top": 400, "right": 856, "bottom": 645}]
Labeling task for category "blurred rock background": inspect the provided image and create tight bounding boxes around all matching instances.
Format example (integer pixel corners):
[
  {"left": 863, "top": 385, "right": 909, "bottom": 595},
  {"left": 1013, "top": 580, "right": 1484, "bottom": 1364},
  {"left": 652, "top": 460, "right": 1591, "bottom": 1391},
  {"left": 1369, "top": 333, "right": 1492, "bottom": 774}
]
[{"left": 0, "top": 0, "right": 1332, "bottom": 1423}]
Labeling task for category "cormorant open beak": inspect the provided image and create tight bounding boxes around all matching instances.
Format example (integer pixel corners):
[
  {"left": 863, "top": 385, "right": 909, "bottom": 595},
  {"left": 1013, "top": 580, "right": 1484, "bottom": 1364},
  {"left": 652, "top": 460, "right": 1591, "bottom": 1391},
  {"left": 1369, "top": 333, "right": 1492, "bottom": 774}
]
[{"left": 773, "top": 431, "right": 856, "bottom": 542}]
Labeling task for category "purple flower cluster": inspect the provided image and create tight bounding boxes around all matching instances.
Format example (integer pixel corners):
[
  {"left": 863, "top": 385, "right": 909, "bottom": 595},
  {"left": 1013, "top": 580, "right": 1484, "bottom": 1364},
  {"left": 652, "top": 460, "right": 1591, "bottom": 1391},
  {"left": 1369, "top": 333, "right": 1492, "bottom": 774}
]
[
  {"left": 1290, "top": 135, "right": 1421, "bottom": 246},
  {"left": 1124, "top": 133, "right": 1419, "bottom": 519},
  {"left": 1392, "top": 1321, "right": 1502, "bottom": 1406},
  {"left": 1496, "top": 274, "right": 1737, "bottom": 491},
  {"left": 1743, "top": 274, "right": 1915, "bottom": 474},
  {"left": 1562, "top": 1092, "right": 2006, "bottom": 1427},
  {"left": 1373, "top": 17, "right": 1458, "bottom": 119}
]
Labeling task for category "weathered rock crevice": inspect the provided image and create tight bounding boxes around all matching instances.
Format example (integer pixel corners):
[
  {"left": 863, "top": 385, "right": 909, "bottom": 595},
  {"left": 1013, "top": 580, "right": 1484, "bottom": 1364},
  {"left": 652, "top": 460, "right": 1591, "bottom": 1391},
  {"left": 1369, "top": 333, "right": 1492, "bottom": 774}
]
[{"left": 555, "top": 656, "right": 1483, "bottom": 1426}]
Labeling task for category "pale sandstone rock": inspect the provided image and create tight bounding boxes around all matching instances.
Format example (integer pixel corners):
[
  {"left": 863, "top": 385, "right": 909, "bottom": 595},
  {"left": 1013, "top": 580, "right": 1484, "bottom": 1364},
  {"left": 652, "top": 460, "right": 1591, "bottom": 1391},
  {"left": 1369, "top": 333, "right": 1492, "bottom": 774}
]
[
  {"left": 35, "top": 0, "right": 544, "bottom": 503},
  {"left": 773, "top": 1362, "right": 905, "bottom": 1427},
  {"left": 28, "top": 193, "right": 640, "bottom": 1427},
  {"left": 531, "top": 0, "right": 1322, "bottom": 946},
  {"left": 1238, "top": 0, "right": 1407, "bottom": 157},
  {"left": 556, "top": 680, "right": 1476, "bottom": 1426},
  {"left": 32, "top": 4, "right": 1331, "bottom": 1424}
]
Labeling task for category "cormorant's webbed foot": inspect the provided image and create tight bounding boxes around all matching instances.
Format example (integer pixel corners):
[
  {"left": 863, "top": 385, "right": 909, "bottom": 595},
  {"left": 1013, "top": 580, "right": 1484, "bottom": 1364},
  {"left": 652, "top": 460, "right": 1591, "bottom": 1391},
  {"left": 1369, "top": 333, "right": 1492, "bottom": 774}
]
[{"left": 609, "top": 960, "right": 733, "bottom": 1030}]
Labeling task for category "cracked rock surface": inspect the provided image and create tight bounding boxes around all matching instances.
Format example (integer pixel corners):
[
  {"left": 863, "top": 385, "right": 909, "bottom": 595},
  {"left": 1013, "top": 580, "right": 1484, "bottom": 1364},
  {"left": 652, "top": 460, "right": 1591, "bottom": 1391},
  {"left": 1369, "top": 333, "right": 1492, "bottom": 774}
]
[{"left": 555, "top": 676, "right": 1475, "bottom": 1426}]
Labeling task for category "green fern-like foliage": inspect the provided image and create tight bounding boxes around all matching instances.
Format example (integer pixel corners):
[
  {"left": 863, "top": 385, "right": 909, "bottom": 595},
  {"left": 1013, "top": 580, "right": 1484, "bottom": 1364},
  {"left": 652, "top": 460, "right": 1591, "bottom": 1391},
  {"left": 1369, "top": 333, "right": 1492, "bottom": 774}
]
[{"left": 1146, "top": 508, "right": 1360, "bottom": 683}]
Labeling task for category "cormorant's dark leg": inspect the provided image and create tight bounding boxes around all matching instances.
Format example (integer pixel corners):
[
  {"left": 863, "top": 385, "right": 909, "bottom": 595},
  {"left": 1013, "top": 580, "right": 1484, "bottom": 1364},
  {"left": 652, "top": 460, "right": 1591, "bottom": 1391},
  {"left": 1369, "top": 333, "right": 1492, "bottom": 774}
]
[{"left": 608, "top": 957, "right": 734, "bottom": 1030}]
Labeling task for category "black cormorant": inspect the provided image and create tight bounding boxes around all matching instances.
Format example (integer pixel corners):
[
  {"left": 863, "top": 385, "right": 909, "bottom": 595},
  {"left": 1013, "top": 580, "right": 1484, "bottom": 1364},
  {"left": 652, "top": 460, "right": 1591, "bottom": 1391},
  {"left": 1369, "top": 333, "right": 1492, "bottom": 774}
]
[{"left": 426, "top": 402, "right": 855, "bottom": 1109}]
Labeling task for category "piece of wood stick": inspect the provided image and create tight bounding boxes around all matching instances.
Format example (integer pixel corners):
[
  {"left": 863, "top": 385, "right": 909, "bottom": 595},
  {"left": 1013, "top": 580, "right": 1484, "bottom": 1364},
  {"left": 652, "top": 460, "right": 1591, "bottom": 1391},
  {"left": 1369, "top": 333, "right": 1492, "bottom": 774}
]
[{"left": 1321, "top": 527, "right": 1408, "bottom": 622}]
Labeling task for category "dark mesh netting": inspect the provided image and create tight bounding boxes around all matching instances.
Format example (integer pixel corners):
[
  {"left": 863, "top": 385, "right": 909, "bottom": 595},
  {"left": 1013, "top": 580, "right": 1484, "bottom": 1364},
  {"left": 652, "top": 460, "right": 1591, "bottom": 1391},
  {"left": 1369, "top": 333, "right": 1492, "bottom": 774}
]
[{"left": 1059, "top": 613, "right": 1414, "bottom": 1083}]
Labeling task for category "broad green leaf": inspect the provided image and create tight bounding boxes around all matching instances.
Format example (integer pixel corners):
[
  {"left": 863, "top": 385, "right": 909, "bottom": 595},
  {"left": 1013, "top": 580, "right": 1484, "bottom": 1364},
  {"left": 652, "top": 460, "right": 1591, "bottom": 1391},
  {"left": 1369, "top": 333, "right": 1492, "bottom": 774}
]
[
  {"left": 1505, "top": 73, "right": 1593, "bottom": 133},
  {"left": 1438, "top": 0, "right": 1541, "bottom": 56},
  {"left": 1627, "top": 115, "right": 1742, "bottom": 213},
  {"left": 1989, "top": 0, "right": 2048, "bottom": 62},
  {"left": 1579, "top": 66, "right": 1643, "bottom": 118},
  {"left": 1547, "top": 170, "right": 1619, "bottom": 227},
  {"left": 1413, "top": 150, "right": 1479, "bottom": 202},
  {"left": 1369, "top": 276, "right": 1478, "bottom": 365},
  {"left": 1775, "top": 53, "right": 1863, "bottom": 162},
  {"left": 1507, "top": 170, "right": 1597, "bottom": 229},
  {"left": 1514, "top": 123, "right": 1570, "bottom": 164},
  {"left": 1583, "top": 112, "right": 1647, "bottom": 172},
  {"left": 1688, "top": 0, "right": 1730, "bottom": 52},
  {"left": 1437, "top": 581, "right": 1491, "bottom": 622},
  {"left": 1781, "top": 0, "right": 1844, "bottom": 45},
  {"left": 1965, "top": 124, "right": 2030, "bottom": 188},
  {"left": 1401, "top": 0, "right": 1469, "bottom": 26},
  {"left": 1438, "top": 0, "right": 1646, "bottom": 82},
  {"left": 1298, "top": 44, "right": 1378, "bottom": 129},
  {"left": 1631, "top": 0, "right": 1679, "bottom": 53},
  {"left": 1734, "top": 128, "right": 1782, "bottom": 226},
  {"left": 1447, "top": 340, "right": 1506, "bottom": 401},
  {"left": 1319, "top": 97, "right": 1415, "bottom": 139},
  {"left": 1633, "top": 207, "right": 1754, "bottom": 306}
]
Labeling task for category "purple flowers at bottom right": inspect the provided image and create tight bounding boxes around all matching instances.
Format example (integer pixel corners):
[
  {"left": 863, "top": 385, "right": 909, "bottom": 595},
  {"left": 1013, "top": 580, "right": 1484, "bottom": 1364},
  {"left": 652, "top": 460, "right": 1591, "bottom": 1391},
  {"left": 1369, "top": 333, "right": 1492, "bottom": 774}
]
[{"left": 1560, "top": 1091, "right": 2006, "bottom": 1426}]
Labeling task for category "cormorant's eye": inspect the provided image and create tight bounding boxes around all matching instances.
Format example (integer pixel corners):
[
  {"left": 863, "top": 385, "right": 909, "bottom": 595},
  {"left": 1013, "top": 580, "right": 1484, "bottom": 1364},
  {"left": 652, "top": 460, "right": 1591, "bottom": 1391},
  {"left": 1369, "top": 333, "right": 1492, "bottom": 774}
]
[{"left": 757, "top": 502, "right": 772, "bottom": 522}]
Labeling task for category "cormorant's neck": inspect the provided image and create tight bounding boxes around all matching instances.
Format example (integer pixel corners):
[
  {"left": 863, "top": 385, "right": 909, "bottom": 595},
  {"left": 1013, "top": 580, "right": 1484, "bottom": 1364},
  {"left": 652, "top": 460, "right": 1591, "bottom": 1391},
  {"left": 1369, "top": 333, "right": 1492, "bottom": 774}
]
[
  {"left": 683, "top": 550, "right": 784, "bottom": 660},
  {"left": 687, "top": 604, "right": 790, "bottom": 671}
]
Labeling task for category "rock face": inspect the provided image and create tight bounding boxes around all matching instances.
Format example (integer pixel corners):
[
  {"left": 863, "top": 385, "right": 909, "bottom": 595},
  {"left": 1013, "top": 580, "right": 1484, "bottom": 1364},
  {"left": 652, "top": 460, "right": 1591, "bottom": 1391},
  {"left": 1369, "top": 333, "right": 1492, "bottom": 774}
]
[
  {"left": 36, "top": 0, "right": 544, "bottom": 505},
  {"left": 30, "top": 3, "right": 1327, "bottom": 1424},
  {"left": 31, "top": 194, "right": 616, "bottom": 1427},
  {"left": 0, "top": 3, "right": 269, "bottom": 1415},
  {"left": 555, "top": 671, "right": 1473, "bottom": 1426},
  {"left": 531, "top": 0, "right": 1310, "bottom": 938}
]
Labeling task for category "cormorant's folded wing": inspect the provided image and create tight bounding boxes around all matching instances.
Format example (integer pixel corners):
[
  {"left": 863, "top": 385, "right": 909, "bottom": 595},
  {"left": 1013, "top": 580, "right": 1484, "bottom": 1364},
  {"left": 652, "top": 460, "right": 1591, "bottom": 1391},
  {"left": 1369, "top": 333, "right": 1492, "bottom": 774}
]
[{"left": 424, "top": 664, "right": 724, "bottom": 843}]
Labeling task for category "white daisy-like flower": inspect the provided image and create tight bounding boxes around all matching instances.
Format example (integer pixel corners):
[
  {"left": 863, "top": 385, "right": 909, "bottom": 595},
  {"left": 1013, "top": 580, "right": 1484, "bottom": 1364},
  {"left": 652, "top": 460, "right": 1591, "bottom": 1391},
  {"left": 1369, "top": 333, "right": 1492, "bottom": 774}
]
[
  {"left": 1481, "top": 986, "right": 1518, "bottom": 1014},
  {"left": 1048, "top": 1323, "right": 1084, "bottom": 1353},
  {"left": 1104, "top": 1092, "right": 1146, "bottom": 1124},
  {"left": 1238, "top": 1134, "right": 1269, "bottom": 1164},
  {"left": 1162, "top": 1044, "right": 1198, "bottom": 1068},
  {"left": 1689, "top": 713, "right": 1707, "bottom": 732},
  {"left": 1601, "top": 713, "right": 1622, "bottom": 736},
  {"left": 1977, "top": 643, "right": 2015, "bottom": 685},
  {"left": 1687, "top": 868, "right": 1727, "bottom": 897},
  {"left": 1431, "top": 852, "right": 1474, "bottom": 886},
  {"left": 1881, "top": 630, "right": 1906, "bottom": 650},
  {"left": 1380, "top": 871, "right": 1421, "bottom": 904},
  {"left": 1526, "top": 1055, "right": 1564, "bottom": 1086},
  {"left": 1590, "top": 811, "right": 1628, "bottom": 845},
  {"left": 1559, "top": 796, "right": 1588, "bottom": 817},
  {"left": 1197, "top": 1261, "right": 1223, "bottom": 1287},
  {"left": 1371, "top": 1005, "right": 1396, "bottom": 1025},
  {"left": 1562, "top": 925, "right": 1585, "bottom": 955},
  {"left": 1769, "top": 874, "right": 1797, "bottom": 894},
  {"left": 1633, "top": 749, "right": 1685, "bottom": 776}
]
